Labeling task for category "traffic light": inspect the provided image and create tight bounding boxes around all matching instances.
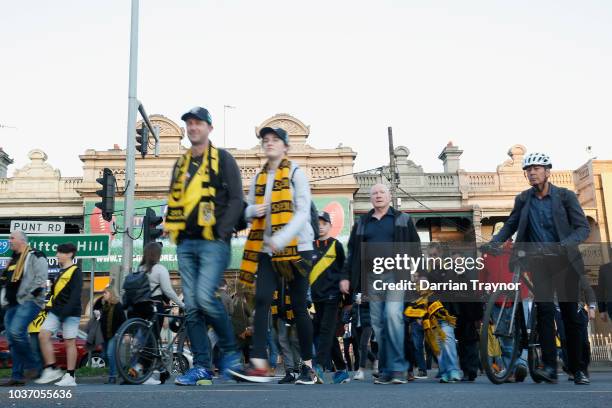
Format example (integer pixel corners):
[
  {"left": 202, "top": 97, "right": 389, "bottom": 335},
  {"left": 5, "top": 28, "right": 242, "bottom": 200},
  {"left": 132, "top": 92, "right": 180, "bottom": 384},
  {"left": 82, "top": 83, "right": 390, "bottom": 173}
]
[
  {"left": 95, "top": 168, "right": 116, "bottom": 222},
  {"left": 136, "top": 125, "right": 149, "bottom": 158},
  {"left": 143, "top": 207, "right": 163, "bottom": 247}
]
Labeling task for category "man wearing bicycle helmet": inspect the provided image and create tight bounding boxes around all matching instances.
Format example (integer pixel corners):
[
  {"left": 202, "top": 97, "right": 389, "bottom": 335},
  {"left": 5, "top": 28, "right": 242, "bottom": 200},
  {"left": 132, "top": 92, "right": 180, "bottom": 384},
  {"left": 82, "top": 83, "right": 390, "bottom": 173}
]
[{"left": 490, "top": 152, "right": 591, "bottom": 385}]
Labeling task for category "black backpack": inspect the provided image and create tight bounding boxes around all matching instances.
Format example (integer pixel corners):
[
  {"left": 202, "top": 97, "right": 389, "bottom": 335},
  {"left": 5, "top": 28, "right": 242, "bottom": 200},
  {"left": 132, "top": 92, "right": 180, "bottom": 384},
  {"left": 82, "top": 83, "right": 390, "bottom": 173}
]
[
  {"left": 290, "top": 167, "right": 320, "bottom": 240},
  {"left": 122, "top": 269, "right": 152, "bottom": 307}
]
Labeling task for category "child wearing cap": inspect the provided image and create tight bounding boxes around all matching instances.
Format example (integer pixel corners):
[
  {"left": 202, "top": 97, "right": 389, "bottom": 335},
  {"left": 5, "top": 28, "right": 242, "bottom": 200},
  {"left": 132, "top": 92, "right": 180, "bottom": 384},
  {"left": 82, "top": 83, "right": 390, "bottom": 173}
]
[{"left": 310, "top": 211, "right": 349, "bottom": 384}]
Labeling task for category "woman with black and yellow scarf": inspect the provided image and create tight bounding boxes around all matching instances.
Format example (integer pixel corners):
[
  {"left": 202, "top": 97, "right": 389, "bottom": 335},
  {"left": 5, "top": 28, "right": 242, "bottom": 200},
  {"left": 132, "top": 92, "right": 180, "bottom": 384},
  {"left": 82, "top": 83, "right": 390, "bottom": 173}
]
[{"left": 229, "top": 127, "right": 317, "bottom": 384}]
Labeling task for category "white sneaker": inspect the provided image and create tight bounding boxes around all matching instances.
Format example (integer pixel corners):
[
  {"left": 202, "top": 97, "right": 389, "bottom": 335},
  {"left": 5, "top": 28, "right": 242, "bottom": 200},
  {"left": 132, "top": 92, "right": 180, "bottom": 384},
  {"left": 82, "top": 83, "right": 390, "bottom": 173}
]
[
  {"left": 35, "top": 367, "right": 65, "bottom": 384},
  {"left": 55, "top": 373, "right": 77, "bottom": 387},
  {"left": 353, "top": 370, "right": 365, "bottom": 381},
  {"left": 143, "top": 377, "right": 161, "bottom": 385}
]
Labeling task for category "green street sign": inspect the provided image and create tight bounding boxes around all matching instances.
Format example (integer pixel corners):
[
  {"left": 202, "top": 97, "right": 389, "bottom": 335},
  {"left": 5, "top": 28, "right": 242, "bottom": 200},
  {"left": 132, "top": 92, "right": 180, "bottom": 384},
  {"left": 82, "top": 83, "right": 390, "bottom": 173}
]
[{"left": 0, "top": 234, "right": 110, "bottom": 259}]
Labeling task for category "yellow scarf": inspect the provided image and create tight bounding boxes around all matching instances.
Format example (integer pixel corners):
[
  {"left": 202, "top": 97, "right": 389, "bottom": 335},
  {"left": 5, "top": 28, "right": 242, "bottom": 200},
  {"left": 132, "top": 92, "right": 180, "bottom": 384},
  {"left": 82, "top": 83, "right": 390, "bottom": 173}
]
[
  {"left": 239, "top": 159, "right": 299, "bottom": 286},
  {"left": 164, "top": 145, "right": 219, "bottom": 243},
  {"left": 10, "top": 246, "right": 31, "bottom": 282},
  {"left": 404, "top": 290, "right": 457, "bottom": 355}
]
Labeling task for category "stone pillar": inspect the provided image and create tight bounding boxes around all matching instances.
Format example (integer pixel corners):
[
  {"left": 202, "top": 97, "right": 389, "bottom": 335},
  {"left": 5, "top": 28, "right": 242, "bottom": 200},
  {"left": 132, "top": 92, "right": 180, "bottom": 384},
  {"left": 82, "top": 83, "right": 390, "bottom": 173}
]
[
  {"left": 0, "top": 148, "right": 13, "bottom": 178},
  {"left": 438, "top": 142, "right": 463, "bottom": 173},
  {"left": 472, "top": 204, "right": 483, "bottom": 243}
]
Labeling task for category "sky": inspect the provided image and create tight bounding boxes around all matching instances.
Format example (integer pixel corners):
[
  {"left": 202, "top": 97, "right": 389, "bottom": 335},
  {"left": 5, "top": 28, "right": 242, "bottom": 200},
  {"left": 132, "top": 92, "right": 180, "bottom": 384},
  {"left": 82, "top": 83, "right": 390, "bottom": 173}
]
[{"left": 1, "top": 0, "right": 611, "bottom": 177}]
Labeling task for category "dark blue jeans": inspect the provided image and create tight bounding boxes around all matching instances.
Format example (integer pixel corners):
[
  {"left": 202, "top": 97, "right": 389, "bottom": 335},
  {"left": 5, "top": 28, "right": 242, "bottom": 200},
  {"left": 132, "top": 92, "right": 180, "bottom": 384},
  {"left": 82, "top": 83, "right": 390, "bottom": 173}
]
[
  {"left": 3, "top": 301, "right": 41, "bottom": 380},
  {"left": 409, "top": 321, "right": 427, "bottom": 372},
  {"left": 177, "top": 239, "right": 237, "bottom": 369}
]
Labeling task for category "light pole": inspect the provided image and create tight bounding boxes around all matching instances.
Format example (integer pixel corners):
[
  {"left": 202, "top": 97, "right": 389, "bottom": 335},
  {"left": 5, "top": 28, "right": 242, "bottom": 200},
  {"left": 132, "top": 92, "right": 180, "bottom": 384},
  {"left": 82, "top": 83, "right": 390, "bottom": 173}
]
[
  {"left": 120, "top": 0, "right": 140, "bottom": 285},
  {"left": 223, "top": 105, "right": 236, "bottom": 147}
]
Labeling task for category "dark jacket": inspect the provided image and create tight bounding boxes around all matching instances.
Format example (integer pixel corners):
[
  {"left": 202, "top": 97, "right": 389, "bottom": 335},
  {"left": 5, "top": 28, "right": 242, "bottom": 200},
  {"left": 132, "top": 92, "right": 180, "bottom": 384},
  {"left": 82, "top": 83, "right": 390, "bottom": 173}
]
[
  {"left": 49, "top": 266, "right": 83, "bottom": 320},
  {"left": 597, "top": 262, "right": 612, "bottom": 312},
  {"left": 311, "top": 238, "right": 346, "bottom": 302},
  {"left": 341, "top": 207, "right": 421, "bottom": 295},
  {"left": 94, "top": 298, "right": 126, "bottom": 341},
  {"left": 491, "top": 184, "right": 590, "bottom": 275},
  {"left": 170, "top": 148, "right": 244, "bottom": 242}
]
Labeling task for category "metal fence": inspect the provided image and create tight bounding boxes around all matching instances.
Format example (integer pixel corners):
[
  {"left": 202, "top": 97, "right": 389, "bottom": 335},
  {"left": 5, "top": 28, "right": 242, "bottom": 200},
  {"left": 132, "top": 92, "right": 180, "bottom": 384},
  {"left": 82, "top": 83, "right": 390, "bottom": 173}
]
[{"left": 589, "top": 333, "right": 612, "bottom": 362}]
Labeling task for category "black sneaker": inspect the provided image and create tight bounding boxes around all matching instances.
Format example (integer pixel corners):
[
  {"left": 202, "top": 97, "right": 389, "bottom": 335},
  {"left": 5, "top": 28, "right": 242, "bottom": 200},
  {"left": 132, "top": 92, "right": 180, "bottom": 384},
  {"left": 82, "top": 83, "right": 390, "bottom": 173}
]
[
  {"left": 415, "top": 370, "right": 427, "bottom": 379},
  {"left": 574, "top": 371, "right": 590, "bottom": 385},
  {"left": 278, "top": 372, "right": 296, "bottom": 384},
  {"left": 533, "top": 366, "right": 558, "bottom": 384},
  {"left": 159, "top": 371, "right": 170, "bottom": 385},
  {"left": 295, "top": 365, "right": 315, "bottom": 385},
  {"left": 514, "top": 365, "right": 527, "bottom": 383},
  {"left": 374, "top": 373, "right": 393, "bottom": 385}
]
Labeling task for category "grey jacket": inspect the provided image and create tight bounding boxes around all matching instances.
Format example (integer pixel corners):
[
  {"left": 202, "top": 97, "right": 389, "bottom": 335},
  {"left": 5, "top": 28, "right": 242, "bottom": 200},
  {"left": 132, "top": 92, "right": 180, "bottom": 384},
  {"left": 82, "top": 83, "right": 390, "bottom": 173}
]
[
  {"left": 145, "top": 264, "right": 185, "bottom": 308},
  {"left": 245, "top": 163, "right": 314, "bottom": 253},
  {"left": 492, "top": 183, "right": 590, "bottom": 275},
  {"left": 1, "top": 250, "right": 49, "bottom": 308}
]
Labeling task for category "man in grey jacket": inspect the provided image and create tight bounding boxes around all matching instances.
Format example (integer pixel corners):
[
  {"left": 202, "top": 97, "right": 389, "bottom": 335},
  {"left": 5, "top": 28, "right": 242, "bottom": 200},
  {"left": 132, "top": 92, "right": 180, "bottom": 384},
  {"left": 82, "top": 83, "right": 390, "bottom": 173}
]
[
  {"left": 490, "top": 152, "right": 590, "bottom": 385},
  {"left": 0, "top": 231, "right": 48, "bottom": 386}
]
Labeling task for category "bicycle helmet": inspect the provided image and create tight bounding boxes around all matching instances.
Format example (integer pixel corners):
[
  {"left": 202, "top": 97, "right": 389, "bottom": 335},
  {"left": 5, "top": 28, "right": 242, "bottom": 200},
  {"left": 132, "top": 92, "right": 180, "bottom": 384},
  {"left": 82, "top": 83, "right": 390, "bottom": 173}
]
[{"left": 522, "top": 152, "right": 552, "bottom": 170}]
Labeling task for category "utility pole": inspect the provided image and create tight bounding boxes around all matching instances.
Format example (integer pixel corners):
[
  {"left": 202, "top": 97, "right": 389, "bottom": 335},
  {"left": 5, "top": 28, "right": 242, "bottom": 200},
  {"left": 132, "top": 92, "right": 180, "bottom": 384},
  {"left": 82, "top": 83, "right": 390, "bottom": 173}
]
[
  {"left": 120, "top": 0, "right": 140, "bottom": 286},
  {"left": 387, "top": 126, "right": 400, "bottom": 209}
]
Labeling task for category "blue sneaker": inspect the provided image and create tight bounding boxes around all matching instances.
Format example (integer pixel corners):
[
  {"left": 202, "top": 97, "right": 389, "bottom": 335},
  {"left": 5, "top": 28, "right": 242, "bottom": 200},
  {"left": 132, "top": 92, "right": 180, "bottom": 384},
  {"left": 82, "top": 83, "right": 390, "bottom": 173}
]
[
  {"left": 313, "top": 364, "right": 325, "bottom": 384},
  {"left": 220, "top": 352, "right": 243, "bottom": 379},
  {"left": 175, "top": 367, "right": 213, "bottom": 386},
  {"left": 332, "top": 370, "right": 350, "bottom": 384},
  {"left": 449, "top": 370, "right": 462, "bottom": 382}
]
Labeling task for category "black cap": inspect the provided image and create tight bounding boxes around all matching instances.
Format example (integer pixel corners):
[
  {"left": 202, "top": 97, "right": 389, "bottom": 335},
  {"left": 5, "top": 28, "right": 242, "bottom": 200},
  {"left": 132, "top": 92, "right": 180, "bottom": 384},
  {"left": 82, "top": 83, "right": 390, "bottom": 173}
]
[
  {"left": 318, "top": 211, "right": 331, "bottom": 224},
  {"left": 181, "top": 107, "right": 212, "bottom": 124},
  {"left": 258, "top": 127, "right": 289, "bottom": 145}
]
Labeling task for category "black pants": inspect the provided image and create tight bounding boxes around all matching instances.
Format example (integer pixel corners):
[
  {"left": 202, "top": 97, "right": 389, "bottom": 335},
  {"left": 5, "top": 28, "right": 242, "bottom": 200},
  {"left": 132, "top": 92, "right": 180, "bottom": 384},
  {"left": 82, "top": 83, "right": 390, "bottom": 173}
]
[
  {"left": 531, "top": 256, "right": 583, "bottom": 373},
  {"left": 577, "top": 308, "right": 591, "bottom": 374},
  {"left": 455, "top": 304, "right": 481, "bottom": 378},
  {"left": 313, "top": 300, "right": 344, "bottom": 369},
  {"left": 252, "top": 253, "right": 313, "bottom": 361},
  {"left": 355, "top": 326, "right": 375, "bottom": 369},
  {"left": 331, "top": 337, "right": 346, "bottom": 371},
  {"left": 342, "top": 336, "right": 358, "bottom": 371}
]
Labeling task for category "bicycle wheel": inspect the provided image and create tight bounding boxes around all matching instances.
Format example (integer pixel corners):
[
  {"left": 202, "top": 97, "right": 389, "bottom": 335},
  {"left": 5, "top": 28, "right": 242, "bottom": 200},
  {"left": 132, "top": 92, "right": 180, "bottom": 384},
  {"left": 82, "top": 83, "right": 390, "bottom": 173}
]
[
  {"left": 527, "top": 303, "right": 544, "bottom": 383},
  {"left": 115, "top": 318, "right": 159, "bottom": 384},
  {"left": 480, "top": 290, "right": 522, "bottom": 384}
]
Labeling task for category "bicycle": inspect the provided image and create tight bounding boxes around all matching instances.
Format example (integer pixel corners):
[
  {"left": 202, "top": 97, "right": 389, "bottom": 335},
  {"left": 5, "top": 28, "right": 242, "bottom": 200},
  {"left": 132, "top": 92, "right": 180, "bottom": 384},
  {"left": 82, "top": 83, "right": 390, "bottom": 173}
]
[
  {"left": 114, "top": 302, "right": 189, "bottom": 384},
  {"left": 479, "top": 244, "right": 561, "bottom": 385}
]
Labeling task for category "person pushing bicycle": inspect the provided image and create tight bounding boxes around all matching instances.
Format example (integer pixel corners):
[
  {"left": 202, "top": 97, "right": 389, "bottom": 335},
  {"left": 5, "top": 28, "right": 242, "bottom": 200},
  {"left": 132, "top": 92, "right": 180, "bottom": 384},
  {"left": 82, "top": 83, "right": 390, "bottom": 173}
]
[{"left": 488, "top": 152, "right": 591, "bottom": 385}]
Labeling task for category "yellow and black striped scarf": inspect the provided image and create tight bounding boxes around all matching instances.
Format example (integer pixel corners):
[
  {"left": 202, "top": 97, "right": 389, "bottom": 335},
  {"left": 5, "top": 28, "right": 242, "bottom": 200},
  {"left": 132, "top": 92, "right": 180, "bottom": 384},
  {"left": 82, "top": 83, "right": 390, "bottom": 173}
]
[
  {"left": 239, "top": 159, "right": 300, "bottom": 286},
  {"left": 404, "top": 290, "right": 457, "bottom": 355},
  {"left": 271, "top": 289, "right": 295, "bottom": 323},
  {"left": 10, "top": 246, "right": 31, "bottom": 283},
  {"left": 164, "top": 145, "right": 219, "bottom": 243}
]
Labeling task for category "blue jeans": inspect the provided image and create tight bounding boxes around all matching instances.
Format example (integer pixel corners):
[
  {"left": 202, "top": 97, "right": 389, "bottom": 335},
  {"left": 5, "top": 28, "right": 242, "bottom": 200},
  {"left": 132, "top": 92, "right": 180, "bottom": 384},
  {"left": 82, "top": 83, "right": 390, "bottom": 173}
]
[
  {"left": 177, "top": 239, "right": 237, "bottom": 369},
  {"left": 491, "top": 304, "right": 528, "bottom": 374},
  {"left": 29, "top": 333, "right": 43, "bottom": 375},
  {"left": 3, "top": 301, "right": 41, "bottom": 380},
  {"left": 267, "top": 328, "right": 278, "bottom": 369},
  {"left": 103, "top": 336, "right": 118, "bottom": 378},
  {"left": 370, "top": 287, "right": 406, "bottom": 374},
  {"left": 437, "top": 321, "right": 460, "bottom": 377},
  {"left": 410, "top": 321, "right": 427, "bottom": 372}
]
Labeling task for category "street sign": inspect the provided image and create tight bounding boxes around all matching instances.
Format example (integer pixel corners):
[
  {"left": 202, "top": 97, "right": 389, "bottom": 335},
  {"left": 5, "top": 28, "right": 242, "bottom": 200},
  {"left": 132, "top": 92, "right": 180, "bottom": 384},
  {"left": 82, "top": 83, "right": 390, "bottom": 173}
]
[
  {"left": 10, "top": 220, "right": 66, "bottom": 234},
  {"left": 0, "top": 234, "right": 110, "bottom": 259}
]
